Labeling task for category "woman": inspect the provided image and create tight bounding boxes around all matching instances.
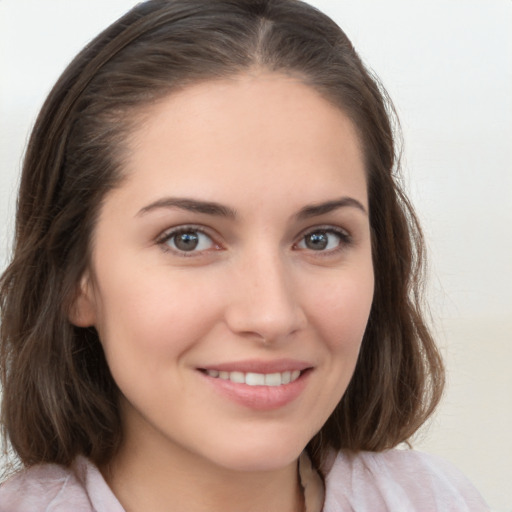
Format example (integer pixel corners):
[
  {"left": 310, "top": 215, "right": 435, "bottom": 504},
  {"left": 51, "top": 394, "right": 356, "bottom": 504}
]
[{"left": 0, "top": 0, "right": 488, "bottom": 510}]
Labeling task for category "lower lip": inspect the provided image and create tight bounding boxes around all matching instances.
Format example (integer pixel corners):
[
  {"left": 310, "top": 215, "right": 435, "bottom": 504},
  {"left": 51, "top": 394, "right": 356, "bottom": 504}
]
[{"left": 199, "top": 370, "right": 311, "bottom": 411}]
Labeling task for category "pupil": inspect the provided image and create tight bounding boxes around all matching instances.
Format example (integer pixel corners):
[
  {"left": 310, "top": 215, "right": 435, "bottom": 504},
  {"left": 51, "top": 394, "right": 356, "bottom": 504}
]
[
  {"left": 175, "top": 232, "right": 199, "bottom": 251},
  {"left": 306, "top": 232, "right": 328, "bottom": 250}
]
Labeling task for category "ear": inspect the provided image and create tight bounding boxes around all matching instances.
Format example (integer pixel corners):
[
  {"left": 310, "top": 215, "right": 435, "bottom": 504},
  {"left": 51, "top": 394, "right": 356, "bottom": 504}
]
[{"left": 68, "top": 272, "right": 97, "bottom": 327}]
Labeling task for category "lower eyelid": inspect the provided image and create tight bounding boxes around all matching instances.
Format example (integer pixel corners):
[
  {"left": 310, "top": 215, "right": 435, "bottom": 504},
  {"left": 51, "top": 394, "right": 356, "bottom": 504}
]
[
  {"left": 156, "top": 226, "right": 219, "bottom": 254},
  {"left": 296, "top": 228, "right": 352, "bottom": 247},
  {"left": 156, "top": 225, "right": 353, "bottom": 255}
]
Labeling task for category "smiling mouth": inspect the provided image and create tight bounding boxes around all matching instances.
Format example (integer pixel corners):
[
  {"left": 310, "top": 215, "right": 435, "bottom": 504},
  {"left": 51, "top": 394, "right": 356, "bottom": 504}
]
[{"left": 201, "top": 369, "right": 303, "bottom": 387}]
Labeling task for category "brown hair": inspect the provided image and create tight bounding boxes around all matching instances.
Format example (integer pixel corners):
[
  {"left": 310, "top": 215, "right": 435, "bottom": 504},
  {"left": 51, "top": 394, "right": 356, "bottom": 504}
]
[{"left": 0, "top": 0, "right": 444, "bottom": 471}]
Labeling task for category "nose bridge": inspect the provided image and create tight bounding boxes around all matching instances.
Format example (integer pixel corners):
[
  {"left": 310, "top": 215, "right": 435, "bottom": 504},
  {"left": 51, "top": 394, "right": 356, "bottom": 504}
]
[{"left": 225, "top": 244, "right": 305, "bottom": 342}]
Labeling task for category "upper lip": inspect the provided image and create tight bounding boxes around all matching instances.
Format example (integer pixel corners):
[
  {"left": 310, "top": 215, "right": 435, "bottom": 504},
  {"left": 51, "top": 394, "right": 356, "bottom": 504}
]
[{"left": 198, "top": 359, "right": 312, "bottom": 374}]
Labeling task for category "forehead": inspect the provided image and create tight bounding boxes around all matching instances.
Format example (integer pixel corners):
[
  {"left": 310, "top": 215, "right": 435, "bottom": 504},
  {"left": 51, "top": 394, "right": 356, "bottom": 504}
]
[{"left": 115, "top": 72, "right": 368, "bottom": 213}]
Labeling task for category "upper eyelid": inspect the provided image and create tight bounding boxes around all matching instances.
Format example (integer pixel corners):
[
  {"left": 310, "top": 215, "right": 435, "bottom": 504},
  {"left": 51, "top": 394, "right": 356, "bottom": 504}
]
[
  {"left": 154, "top": 223, "right": 352, "bottom": 249},
  {"left": 296, "top": 224, "right": 351, "bottom": 239},
  {"left": 156, "top": 224, "right": 217, "bottom": 242},
  {"left": 293, "top": 225, "right": 353, "bottom": 253},
  {"left": 155, "top": 225, "right": 222, "bottom": 258}
]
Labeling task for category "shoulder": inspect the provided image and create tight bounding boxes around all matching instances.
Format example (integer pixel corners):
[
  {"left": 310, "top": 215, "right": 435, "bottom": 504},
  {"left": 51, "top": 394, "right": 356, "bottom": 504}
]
[
  {"left": 322, "top": 448, "right": 489, "bottom": 512},
  {"left": 0, "top": 456, "right": 124, "bottom": 512},
  {"left": 0, "top": 460, "right": 89, "bottom": 512}
]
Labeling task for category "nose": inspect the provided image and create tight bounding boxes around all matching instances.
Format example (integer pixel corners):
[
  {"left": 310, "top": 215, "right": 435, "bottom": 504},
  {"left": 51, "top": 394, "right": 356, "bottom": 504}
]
[{"left": 224, "top": 249, "right": 307, "bottom": 344}]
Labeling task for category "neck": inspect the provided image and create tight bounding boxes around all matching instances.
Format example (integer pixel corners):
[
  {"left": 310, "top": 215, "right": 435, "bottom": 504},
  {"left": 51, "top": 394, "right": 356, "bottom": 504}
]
[{"left": 102, "top": 415, "right": 304, "bottom": 512}]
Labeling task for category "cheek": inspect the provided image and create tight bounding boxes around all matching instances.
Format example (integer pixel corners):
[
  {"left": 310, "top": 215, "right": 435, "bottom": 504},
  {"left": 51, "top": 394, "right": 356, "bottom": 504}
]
[
  {"left": 92, "top": 265, "right": 224, "bottom": 364},
  {"left": 299, "top": 268, "right": 374, "bottom": 433},
  {"left": 309, "top": 268, "right": 374, "bottom": 354}
]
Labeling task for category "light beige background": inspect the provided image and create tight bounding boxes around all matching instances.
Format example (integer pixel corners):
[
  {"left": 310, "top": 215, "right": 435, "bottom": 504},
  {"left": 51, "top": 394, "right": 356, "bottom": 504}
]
[{"left": 1, "top": 1, "right": 511, "bottom": 510}]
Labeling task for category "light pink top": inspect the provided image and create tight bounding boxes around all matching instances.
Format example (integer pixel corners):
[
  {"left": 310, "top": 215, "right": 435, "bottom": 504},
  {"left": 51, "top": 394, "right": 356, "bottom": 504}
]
[{"left": 0, "top": 449, "right": 489, "bottom": 511}]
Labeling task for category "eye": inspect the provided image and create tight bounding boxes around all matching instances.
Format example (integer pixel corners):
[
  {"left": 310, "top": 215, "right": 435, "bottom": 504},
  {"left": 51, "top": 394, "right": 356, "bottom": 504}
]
[
  {"left": 159, "top": 227, "right": 216, "bottom": 254},
  {"left": 296, "top": 228, "right": 350, "bottom": 252}
]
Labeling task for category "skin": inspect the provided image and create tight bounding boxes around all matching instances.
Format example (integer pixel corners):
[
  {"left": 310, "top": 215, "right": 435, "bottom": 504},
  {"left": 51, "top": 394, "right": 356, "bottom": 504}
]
[{"left": 72, "top": 71, "right": 374, "bottom": 512}]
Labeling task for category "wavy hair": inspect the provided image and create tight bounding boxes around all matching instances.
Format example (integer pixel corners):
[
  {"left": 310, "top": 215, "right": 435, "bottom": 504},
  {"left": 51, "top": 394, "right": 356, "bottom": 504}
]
[{"left": 0, "top": 0, "right": 444, "bottom": 471}]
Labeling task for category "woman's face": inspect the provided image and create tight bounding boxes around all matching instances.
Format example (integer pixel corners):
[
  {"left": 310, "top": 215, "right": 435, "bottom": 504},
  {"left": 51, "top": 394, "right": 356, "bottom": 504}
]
[{"left": 74, "top": 72, "right": 374, "bottom": 472}]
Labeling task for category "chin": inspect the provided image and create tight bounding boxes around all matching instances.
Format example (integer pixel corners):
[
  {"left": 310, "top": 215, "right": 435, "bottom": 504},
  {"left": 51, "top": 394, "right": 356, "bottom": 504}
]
[{"left": 205, "top": 437, "right": 307, "bottom": 473}]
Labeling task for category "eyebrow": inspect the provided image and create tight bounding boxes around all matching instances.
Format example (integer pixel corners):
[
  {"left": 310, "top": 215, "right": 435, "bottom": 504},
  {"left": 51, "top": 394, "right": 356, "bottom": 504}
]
[
  {"left": 137, "top": 196, "right": 367, "bottom": 219},
  {"left": 296, "top": 197, "right": 367, "bottom": 219},
  {"left": 137, "top": 197, "right": 237, "bottom": 218}
]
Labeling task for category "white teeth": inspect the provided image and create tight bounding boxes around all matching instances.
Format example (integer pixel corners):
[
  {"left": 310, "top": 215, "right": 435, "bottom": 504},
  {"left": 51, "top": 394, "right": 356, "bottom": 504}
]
[
  {"left": 264, "top": 373, "right": 282, "bottom": 386},
  {"left": 229, "top": 371, "right": 245, "bottom": 384},
  {"left": 245, "top": 372, "right": 265, "bottom": 386},
  {"left": 205, "top": 369, "right": 303, "bottom": 386}
]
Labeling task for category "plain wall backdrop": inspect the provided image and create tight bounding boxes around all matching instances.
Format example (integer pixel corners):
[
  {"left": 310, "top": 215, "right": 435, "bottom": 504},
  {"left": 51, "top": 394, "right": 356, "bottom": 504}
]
[{"left": 1, "top": 1, "right": 511, "bottom": 510}]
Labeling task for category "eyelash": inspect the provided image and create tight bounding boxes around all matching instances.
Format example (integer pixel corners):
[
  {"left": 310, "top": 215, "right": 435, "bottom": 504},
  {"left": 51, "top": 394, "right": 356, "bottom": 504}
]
[
  {"left": 156, "top": 225, "right": 353, "bottom": 257},
  {"left": 156, "top": 225, "right": 219, "bottom": 257},
  {"left": 294, "top": 226, "right": 353, "bottom": 255}
]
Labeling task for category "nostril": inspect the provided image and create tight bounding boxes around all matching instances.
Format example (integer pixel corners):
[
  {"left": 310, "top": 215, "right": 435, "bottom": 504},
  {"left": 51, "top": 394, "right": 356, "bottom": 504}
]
[{"left": 224, "top": 300, "right": 307, "bottom": 344}]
